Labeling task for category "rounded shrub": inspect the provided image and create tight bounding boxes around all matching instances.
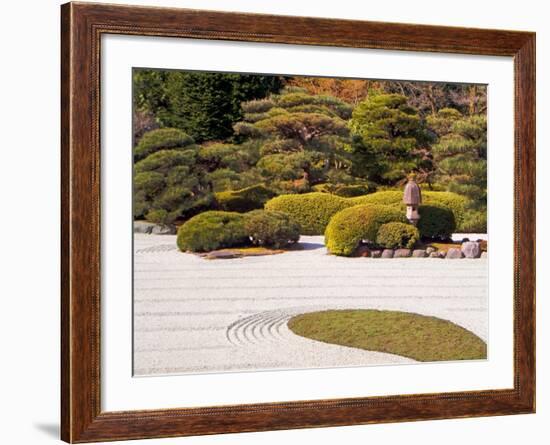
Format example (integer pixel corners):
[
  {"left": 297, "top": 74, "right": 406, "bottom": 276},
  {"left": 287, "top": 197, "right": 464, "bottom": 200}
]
[
  {"left": 458, "top": 210, "right": 487, "bottom": 233},
  {"left": 244, "top": 210, "right": 300, "bottom": 248},
  {"left": 376, "top": 222, "right": 420, "bottom": 249},
  {"left": 134, "top": 128, "right": 195, "bottom": 161},
  {"left": 417, "top": 205, "right": 456, "bottom": 240},
  {"left": 215, "top": 184, "right": 276, "bottom": 212},
  {"left": 334, "top": 183, "right": 377, "bottom": 197},
  {"left": 325, "top": 205, "right": 406, "bottom": 256},
  {"left": 265, "top": 192, "right": 350, "bottom": 235},
  {"left": 176, "top": 211, "right": 249, "bottom": 252}
]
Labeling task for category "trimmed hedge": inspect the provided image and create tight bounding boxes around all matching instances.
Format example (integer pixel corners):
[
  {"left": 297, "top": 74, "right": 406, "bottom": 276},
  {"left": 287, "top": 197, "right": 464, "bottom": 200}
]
[
  {"left": 376, "top": 222, "right": 420, "bottom": 249},
  {"left": 417, "top": 205, "right": 456, "bottom": 240},
  {"left": 325, "top": 205, "right": 406, "bottom": 256},
  {"left": 349, "top": 190, "right": 468, "bottom": 227},
  {"left": 176, "top": 211, "right": 249, "bottom": 252},
  {"left": 265, "top": 193, "right": 350, "bottom": 235},
  {"left": 215, "top": 184, "right": 276, "bottom": 212},
  {"left": 244, "top": 210, "right": 300, "bottom": 248},
  {"left": 459, "top": 210, "right": 487, "bottom": 233},
  {"left": 134, "top": 128, "right": 195, "bottom": 161}
]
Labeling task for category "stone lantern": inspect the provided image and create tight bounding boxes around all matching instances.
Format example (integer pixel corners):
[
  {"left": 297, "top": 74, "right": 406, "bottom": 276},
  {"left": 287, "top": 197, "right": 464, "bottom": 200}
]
[{"left": 403, "top": 176, "right": 422, "bottom": 225}]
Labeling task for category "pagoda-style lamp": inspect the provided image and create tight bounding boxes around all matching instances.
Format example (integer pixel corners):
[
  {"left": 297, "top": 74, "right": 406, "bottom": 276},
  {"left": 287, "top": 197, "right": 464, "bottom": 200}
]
[{"left": 403, "top": 176, "right": 422, "bottom": 225}]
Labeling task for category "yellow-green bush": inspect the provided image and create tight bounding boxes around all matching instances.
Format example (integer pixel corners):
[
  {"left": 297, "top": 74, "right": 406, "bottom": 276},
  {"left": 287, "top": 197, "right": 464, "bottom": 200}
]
[
  {"left": 325, "top": 205, "right": 406, "bottom": 256},
  {"left": 376, "top": 222, "right": 420, "bottom": 249},
  {"left": 243, "top": 210, "right": 300, "bottom": 248},
  {"left": 176, "top": 211, "right": 249, "bottom": 252},
  {"left": 215, "top": 184, "right": 275, "bottom": 212},
  {"left": 264, "top": 192, "right": 349, "bottom": 235},
  {"left": 134, "top": 128, "right": 195, "bottom": 161}
]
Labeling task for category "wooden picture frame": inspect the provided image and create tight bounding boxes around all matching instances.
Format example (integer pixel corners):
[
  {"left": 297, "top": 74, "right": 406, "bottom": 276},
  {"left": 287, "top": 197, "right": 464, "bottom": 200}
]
[{"left": 61, "top": 2, "right": 535, "bottom": 442}]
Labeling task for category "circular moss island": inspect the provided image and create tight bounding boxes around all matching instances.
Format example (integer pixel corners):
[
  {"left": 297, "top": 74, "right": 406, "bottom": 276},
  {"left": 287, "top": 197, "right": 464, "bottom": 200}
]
[{"left": 287, "top": 310, "right": 486, "bottom": 362}]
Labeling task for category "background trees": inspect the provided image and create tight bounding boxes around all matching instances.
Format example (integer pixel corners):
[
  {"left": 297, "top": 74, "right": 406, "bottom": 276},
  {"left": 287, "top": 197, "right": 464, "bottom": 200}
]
[{"left": 133, "top": 70, "right": 488, "bottom": 232}]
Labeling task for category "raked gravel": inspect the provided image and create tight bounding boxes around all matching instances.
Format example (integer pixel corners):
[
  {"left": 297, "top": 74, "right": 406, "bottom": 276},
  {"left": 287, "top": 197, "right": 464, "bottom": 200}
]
[{"left": 133, "top": 234, "right": 488, "bottom": 376}]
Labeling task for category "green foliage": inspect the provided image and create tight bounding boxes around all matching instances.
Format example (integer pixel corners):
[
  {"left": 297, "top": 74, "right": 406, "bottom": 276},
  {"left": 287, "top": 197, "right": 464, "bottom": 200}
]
[
  {"left": 417, "top": 205, "right": 456, "bottom": 240},
  {"left": 243, "top": 210, "right": 301, "bottom": 248},
  {"left": 215, "top": 184, "right": 276, "bottom": 212},
  {"left": 458, "top": 210, "right": 487, "bottom": 233},
  {"left": 134, "top": 128, "right": 195, "bottom": 161},
  {"left": 265, "top": 193, "right": 350, "bottom": 235},
  {"left": 133, "top": 135, "right": 213, "bottom": 224},
  {"left": 133, "top": 70, "right": 284, "bottom": 142},
  {"left": 349, "top": 94, "right": 434, "bottom": 185},
  {"left": 376, "top": 222, "right": 420, "bottom": 249},
  {"left": 325, "top": 205, "right": 406, "bottom": 256},
  {"left": 176, "top": 211, "right": 249, "bottom": 252}
]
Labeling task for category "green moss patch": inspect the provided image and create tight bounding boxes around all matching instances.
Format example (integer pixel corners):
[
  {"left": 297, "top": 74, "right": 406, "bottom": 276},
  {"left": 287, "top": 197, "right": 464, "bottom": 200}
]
[{"left": 288, "top": 309, "right": 486, "bottom": 362}]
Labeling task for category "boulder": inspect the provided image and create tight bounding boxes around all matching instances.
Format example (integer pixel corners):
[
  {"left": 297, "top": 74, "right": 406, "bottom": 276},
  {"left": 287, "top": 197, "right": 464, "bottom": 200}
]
[
  {"left": 134, "top": 221, "right": 156, "bottom": 234},
  {"left": 429, "top": 251, "right": 444, "bottom": 258},
  {"left": 381, "top": 249, "right": 394, "bottom": 258},
  {"left": 151, "top": 224, "right": 177, "bottom": 235},
  {"left": 461, "top": 241, "right": 481, "bottom": 258},
  {"left": 204, "top": 250, "right": 243, "bottom": 260},
  {"left": 394, "top": 249, "right": 411, "bottom": 258},
  {"left": 426, "top": 246, "right": 436, "bottom": 255},
  {"left": 355, "top": 245, "right": 371, "bottom": 257},
  {"left": 371, "top": 250, "right": 382, "bottom": 258},
  {"left": 446, "top": 248, "right": 464, "bottom": 259},
  {"left": 412, "top": 249, "right": 427, "bottom": 258}
]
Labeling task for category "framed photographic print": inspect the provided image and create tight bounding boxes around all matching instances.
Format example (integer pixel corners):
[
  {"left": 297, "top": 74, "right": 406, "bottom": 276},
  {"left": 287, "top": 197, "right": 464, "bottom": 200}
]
[{"left": 61, "top": 2, "right": 535, "bottom": 442}]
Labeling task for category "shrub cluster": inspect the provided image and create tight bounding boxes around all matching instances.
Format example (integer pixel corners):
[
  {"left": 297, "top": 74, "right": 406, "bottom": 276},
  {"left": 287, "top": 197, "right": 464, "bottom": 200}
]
[
  {"left": 376, "top": 222, "right": 420, "bottom": 249},
  {"left": 176, "top": 211, "right": 249, "bottom": 252},
  {"left": 244, "top": 210, "right": 300, "bottom": 248},
  {"left": 458, "top": 210, "right": 487, "bottom": 233},
  {"left": 215, "top": 184, "right": 276, "bottom": 212},
  {"left": 134, "top": 128, "right": 195, "bottom": 161},
  {"left": 265, "top": 193, "right": 349, "bottom": 235},
  {"left": 417, "top": 205, "right": 456, "bottom": 240},
  {"left": 325, "top": 205, "right": 406, "bottom": 256}
]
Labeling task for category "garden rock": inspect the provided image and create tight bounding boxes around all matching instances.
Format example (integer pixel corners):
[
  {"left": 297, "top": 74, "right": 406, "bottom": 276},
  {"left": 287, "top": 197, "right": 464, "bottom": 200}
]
[
  {"left": 152, "top": 224, "right": 177, "bottom": 235},
  {"left": 446, "top": 248, "right": 464, "bottom": 259},
  {"left": 134, "top": 221, "right": 156, "bottom": 234},
  {"left": 204, "top": 250, "right": 243, "bottom": 260},
  {"left": 426, "top": 246, "right": 436, "bottom": 255},
  {"left": 461, "top": 241, "right": 481, "bottom": 258},
  {"left": 355, "top": 245, "right": 371, "bottom": 257},
  {"left": 381, "top": 249, "right": 394, "bottom": 258},
  {"left": 412, "top": 249, "right": 427, "bottom": 258},
  {"left": 371, "top": 250, "right": 382, "bottom": 258},
  {"left": 429, "top": 251, "right": 444, "bottom": 258},
  {"left": 394, "top": 249, "right": 411, "bottom": 258}
]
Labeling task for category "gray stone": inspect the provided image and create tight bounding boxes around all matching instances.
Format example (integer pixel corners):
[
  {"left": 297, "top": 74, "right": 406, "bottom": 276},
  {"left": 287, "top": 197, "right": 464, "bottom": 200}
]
[
  {"left": 481, "top": 251, "right": 488, "bottom": 259},
  {"left": 381, "top": 249, "right": 394, "bottom": 258},
  {"left": 446, "top": 248, "right": 464, "bottom": 259},
  {"left": 429, "top": 251, "right": 444, "bottom": 258},
  {"left": 426, "top": 246, "right": 436, "bottom": 254},
  {"left": 371, "top": 250, "right": 382, "bottom": 258},
  {"left": 204, "top": 250, "right": 243, "bottom": 260},
  {"left": 461, "top": 241, "right": 481, "bottom": 258},
  {"left": 394, "top": 248, "right": 411, "bottom": 258},
  {"left": 134, "top": 221, "right": 156, "bottom": 234},
  {"left": 412, "top": 249, "right": 427, "bottom": 258},
  {"left": 151, "top": 224, "right": 177, "bottom": 235}
]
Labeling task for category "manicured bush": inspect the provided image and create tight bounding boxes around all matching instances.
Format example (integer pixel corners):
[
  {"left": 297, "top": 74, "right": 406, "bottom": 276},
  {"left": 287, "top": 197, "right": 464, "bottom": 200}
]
[
  {"left": 134, "top": 128, "right": 195, "bottom": 161},
  {"left": 349, "top": 190, "right": 468, "bottom": 226},
  {"left": 458, "top": 210, "right": 487, "bottom": 233},
  {"left": 417, "top": 205, "right": 456, "bottom": 240},
  {"left": 265, "top": 192, "right": 350, "bottom": 235},
  {"left": 215, "top": 184, "right": 276, "bottom": 212},
  {"left": 244, "top": 210, "right": 300, "bottom": 248},
  {"left": 376, "top": 222, "right": 420, "bottom": 249},
  {"left": 325, "top": 205, "right": 406, "bottom": 256},
  {"left": 334, "top": 183, "right": 376, "bottom": 197},
  {"left": 176, "top": 211, "right": 249, "bottom": 252}
]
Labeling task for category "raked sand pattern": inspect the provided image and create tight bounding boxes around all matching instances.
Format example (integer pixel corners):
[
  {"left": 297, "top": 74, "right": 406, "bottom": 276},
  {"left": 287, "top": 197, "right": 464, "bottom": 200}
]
[{"left": 133, "top": 234, "right": 488, "bottom": 376}]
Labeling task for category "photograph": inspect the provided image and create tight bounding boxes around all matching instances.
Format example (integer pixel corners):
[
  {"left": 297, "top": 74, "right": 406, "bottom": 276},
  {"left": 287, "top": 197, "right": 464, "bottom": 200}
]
[{"left": 132, "top": 69, "right": 489, "bottom": 376}]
